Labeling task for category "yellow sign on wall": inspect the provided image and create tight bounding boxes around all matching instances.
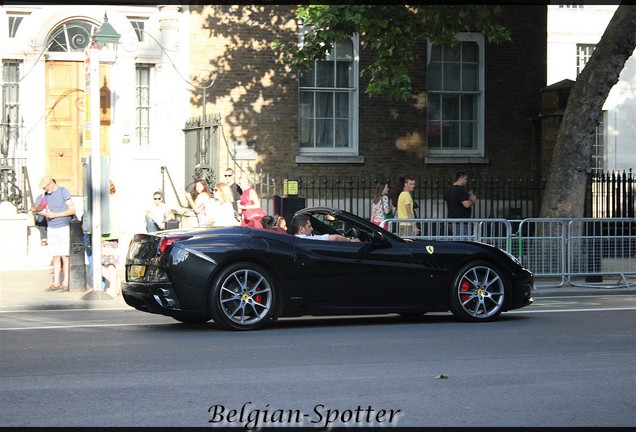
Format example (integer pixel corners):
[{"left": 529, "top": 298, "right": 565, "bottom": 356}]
[{"left": 287, "top": 180, "right": 298, "bottom": 196}]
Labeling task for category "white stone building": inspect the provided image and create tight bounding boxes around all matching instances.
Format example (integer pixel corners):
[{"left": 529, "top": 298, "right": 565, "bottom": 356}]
[
  {"left": 548, "top": 3, "right": 635, "bottom": 171},
  {"left": 1, "top": 5, "right": 193, "bottom": 268}
]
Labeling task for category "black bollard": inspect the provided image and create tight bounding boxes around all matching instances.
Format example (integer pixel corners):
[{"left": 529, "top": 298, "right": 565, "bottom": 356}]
[
  {"left": 584, "top": 220, "right": 603, "bottom": 283},
  {"left": 273, "top": 195, "right": 306, "bottom": 232},
  {"left": 69, "top": 218, "right": 87, "bottom": 291}
]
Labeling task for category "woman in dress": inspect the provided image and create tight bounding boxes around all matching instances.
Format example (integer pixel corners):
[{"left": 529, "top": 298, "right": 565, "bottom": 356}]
[
  {"left": 371, "top": 182, "right": 394, "bottom": 226},
  {"left": 210, "top": 182, "right": 240, "bottom": 227},
  {"left": 237, "top": 175, "right": 264, "bottom": 228},
  {"left": 185, "top": 179, "right": 213, "bottom": 227}
]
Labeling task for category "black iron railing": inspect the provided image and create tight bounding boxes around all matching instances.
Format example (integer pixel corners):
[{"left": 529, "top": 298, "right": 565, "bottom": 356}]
[
  {"left": 591, "top": 169, "right": 635, "bottom": 219},
  {"left": 253, "top": 174, "right": 547, "bottom": 220}
]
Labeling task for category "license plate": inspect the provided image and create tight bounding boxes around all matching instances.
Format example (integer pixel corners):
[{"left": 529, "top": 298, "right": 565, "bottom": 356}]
[{"left": 129, "top": 265, "right": 146, "bottom": 278}]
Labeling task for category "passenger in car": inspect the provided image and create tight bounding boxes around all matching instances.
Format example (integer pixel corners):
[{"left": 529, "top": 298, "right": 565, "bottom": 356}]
[
  {"left": 260, "top": 215, "right": 288, "bottom": 234},
  {"left": 291, "top": 214, "right": 360, "bottom": 242}
]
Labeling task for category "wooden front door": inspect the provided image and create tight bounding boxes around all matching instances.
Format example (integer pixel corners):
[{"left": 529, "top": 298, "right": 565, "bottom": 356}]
[{"left": 45, "top": 60, "right": 110, "bottom": 195}]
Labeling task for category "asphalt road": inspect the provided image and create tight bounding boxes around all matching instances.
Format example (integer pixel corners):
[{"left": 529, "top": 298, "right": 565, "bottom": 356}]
[{"left": 1, "top": 295, "right": 635, "bottom": 427}]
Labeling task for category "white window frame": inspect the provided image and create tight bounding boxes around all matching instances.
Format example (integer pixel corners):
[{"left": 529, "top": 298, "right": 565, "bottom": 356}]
[
  {"left": 296, "top": 28, "right": 361, "bottom": 164},
  {"left": 592, "top": 110, "right": 606, "bottom": 172},
  {"left": 576, "top": 44, "right": 595, "bottom": 76},
  {"left": 135, "top": 63, "right": 152, "bottom": 149},
  {"left": 426, "top": 32, "right": 485, "bottom": 161},
  {"left": 128, "top": 17, "right": 148, "bottom": 42},
  {"left": 1, "top": 61, "right": 21, "bottom": 154}
]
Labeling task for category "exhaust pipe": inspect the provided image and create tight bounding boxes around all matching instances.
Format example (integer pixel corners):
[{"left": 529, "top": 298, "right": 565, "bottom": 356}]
[{"left": 153, "top": 288, "right": 177, "bottom": 308}]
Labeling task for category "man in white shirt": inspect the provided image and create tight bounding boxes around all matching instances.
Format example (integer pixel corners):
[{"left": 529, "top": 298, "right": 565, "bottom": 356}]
[
  {"left": 291, "top": 214, "right": 360, "bottom": 242},
  {"left": 146, "top": 191, "right": 175, "bottom": 232}
]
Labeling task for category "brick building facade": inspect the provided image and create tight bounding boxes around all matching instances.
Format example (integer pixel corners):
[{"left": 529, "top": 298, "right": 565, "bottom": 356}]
[{"left": 186, "top": 5, "right": 547, "bottom": 182}]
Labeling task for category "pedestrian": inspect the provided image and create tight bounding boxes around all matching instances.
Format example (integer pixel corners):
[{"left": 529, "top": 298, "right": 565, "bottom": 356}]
[
  {"left": 224, "top": 168, "right": 242, "bottom": 214},
  {"left": 391, "top": 176, "right": 404, "bottom": 211},
  {"left": 39, "top": 175, "right": 76, "bottom": 292},
  {"left": 30, "top": 192, "right": 48, "bottom": 246},
  {"left": 237, "top": 174, "right": 265, "bottom": 228},
  {"left": 371, "top": 182, "right": 394, "bottom": 227},
  {"left": 444, "top": 171, "right": 478, "bottom": 237},
  {"left": 396, "top": 175, "right": 419, "bottom": 237}
]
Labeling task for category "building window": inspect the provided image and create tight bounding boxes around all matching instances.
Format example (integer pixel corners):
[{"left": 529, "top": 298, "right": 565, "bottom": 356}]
[
  {"left": 592, "top": 111, "right": 606, "bottom": 172},
  {"left": 427, "top": 33, "right": 484, "bottom": 157},
  {"left": 298, "top": 31, "right": 359, "bottom": 158},
  {"left": 576, "top": 44, "right": 595, "bottom": 75},
  {"left": 128, "top": 18, "right": 146, "bottom": 42},
  {"left": 8, "top": 16, "right": 24, "bottom": 38},
  {"left": 1, "top": 61, "right": 21, "bottom": 153},
  {"left": 47, "top": 19, "right": 97, "bottom": 52},
  {"left": 135, "top": 64, "right": 152, "bottom": 148}
]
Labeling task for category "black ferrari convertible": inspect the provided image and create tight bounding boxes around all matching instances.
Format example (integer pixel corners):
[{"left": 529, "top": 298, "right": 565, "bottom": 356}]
[{"left": 122, "top": 207, "right": 533, "bottom": 330}]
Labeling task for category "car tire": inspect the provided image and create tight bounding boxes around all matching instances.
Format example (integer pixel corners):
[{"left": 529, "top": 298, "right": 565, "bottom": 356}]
[
  {"left": 449, "top": 260, "right": 507, "bottom": 322},
  {"left": 209, "top": 262, "right": 276, "bottom": 331}
]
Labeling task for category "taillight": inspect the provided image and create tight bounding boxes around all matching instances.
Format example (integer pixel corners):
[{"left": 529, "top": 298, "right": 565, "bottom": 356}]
[{"left": 158, "top": 235, "right": 191, "bottom": 253}]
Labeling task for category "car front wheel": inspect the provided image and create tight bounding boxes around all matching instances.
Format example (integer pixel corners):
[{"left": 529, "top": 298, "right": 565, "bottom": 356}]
[
  {"left": 449, "top": 261, "right": 507, "bottom": 322},
  {"left": 209, "top": 263, "right": 276, "bottom": 331}
]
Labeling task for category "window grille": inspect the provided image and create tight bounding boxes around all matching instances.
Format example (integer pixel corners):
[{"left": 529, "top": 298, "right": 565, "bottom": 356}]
[
  {"left": 576, "top": 44, "right": 595, "bottom": 76},
  {"left": 427, "top": 34, "right": 484, "bottom": 156},
  {"left": 298, "top": 30, "right": 359, "bottom": 155},
  {"left": 135, "top": 64, "right": 152, "bottom": 148},
  {"left": 1, "top": 61, "right": 21, "bottom": 154}
]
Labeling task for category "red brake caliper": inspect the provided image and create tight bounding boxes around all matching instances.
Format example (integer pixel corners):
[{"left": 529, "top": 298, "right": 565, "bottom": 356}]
[
  {"left": 460, "top": 280, "right": 471, "bottom": 303},
  {"left": 254, "top": 286, "right": 262, "bottom": 304}
]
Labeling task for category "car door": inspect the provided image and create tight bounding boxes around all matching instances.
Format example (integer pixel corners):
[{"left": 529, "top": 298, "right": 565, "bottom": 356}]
[{"left": 291, "top": 234, "right": 422, "bottom": 311}]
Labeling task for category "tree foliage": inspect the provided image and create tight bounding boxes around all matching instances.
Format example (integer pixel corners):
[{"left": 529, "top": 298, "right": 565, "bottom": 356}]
[{"left": 275, "top": 5, "right": 511, "bottom": 101}]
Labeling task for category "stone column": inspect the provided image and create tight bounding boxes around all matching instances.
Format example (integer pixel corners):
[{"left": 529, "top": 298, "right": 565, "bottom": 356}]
[{"left": 158, "top": 5, "right": 181, "bottom": 56}]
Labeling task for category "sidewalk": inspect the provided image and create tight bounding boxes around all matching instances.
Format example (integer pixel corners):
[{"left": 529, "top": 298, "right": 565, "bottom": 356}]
[
  {"left": 1, "top": 266, "right": 635, "bottom": 313},
  {"left": 0, "top": 266, "right": 129, "bottom": 312}
]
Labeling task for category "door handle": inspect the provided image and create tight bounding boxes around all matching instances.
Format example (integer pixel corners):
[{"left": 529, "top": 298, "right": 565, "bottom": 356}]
[{"left": 58, "top": 152, "right": 63, "bottom": 157}]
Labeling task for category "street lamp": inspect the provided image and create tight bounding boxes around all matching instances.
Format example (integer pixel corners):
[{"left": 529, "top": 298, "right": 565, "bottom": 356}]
[{"left": 84, "top": 12, "right": 120, "bottom": 299}]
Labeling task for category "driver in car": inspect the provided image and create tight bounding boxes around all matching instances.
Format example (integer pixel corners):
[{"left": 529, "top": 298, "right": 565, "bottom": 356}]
[{"left": 291, "top": 214, "right": 361, "bottom": 242}]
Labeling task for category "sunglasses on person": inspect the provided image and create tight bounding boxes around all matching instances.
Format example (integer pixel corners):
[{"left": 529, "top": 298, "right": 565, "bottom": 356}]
[{"left": 154, "top": 197, "right": 162, "bottom": 200}]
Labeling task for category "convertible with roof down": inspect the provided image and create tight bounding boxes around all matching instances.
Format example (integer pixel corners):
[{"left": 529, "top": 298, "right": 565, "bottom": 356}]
[{"left": 122, "top": 207, "right": 534, "bottom": 330}]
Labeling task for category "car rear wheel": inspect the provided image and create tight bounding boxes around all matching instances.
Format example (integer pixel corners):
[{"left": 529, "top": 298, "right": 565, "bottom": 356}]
[
  {"left": 449, "top": 261, "right": 507, "bottom": 322},
  {"left": 209, "top": 262, "right": 276, "bottom": 331}
]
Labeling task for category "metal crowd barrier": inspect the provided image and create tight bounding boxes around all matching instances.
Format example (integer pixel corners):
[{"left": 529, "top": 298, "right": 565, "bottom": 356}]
[
  {"left": 566, "top": 219, "right": 635, "bottom": 288},
  {"left": 381, "top": 217, "right": 636, "bottom": 289}
]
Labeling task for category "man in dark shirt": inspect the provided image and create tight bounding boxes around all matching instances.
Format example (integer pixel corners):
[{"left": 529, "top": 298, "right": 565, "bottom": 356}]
[
  {"left": 444, "top": 171, "right": 478, "bottom": 236},
  {"left": 224, "top": 168, "right": 242, "bottom": 214}
]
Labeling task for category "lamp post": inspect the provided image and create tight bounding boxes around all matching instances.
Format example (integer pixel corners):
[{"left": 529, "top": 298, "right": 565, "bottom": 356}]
[{"left": 85, "top": 13, "right": 119, "bottom": 298}]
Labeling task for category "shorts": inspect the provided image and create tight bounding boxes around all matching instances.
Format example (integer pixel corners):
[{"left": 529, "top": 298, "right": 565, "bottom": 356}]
[{"left": 48, "top": 225, "right": 70, "bottom": 257}]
